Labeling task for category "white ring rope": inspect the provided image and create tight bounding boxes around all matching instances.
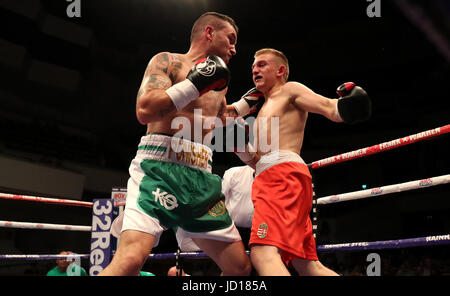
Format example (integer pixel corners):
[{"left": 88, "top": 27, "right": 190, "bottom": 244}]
[
  {"left": 317, "top": 174, "right": 450, "bottom": 205},
  {"left": 0, "top": 220, "right": 92, "bottom": 232}
]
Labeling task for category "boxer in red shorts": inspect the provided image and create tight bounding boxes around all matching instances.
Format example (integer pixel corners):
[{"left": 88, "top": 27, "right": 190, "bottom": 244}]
[{"left": 231, "top": 48, "right": 371, "bottom": 275}]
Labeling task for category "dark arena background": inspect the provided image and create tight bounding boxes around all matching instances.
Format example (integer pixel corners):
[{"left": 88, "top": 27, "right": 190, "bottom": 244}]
[{"left": 0, "top": 0, "right": 449, "bottom": 277}]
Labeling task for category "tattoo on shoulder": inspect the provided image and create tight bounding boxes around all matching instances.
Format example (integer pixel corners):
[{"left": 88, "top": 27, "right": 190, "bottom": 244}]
[
  {"left": 146, "top": 74, "right": 171, "bottom": 91},
  {"left": 154, "top": 53, "right": 170, "bottom": 74},
  {"left": 169, "top": 54, "right": 183, "bottom": 84},
  {"left": 141, "top": 52, "right": 184, "bottom": 94}
]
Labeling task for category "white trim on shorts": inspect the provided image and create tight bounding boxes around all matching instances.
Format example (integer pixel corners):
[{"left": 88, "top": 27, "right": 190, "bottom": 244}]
[
  {"left": 136, "top": 133, "right": 213, "bottom": 173},
  {"left": 255, "top": 150, "right": 306, "bottom": 176}
]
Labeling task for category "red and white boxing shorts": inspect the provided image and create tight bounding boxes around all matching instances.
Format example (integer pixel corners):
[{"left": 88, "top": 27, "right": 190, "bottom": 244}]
[{"left": 249, "top": 150, "right": 318, "bottom": 263}]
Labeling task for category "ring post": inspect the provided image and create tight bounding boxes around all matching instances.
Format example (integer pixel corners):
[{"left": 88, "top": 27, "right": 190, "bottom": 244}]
[
  {"left": 89, "top": 198, "right": 114, "bottom": 276},
  {"left": 111, "top": 187, "right": 127, "bottom": 253}
]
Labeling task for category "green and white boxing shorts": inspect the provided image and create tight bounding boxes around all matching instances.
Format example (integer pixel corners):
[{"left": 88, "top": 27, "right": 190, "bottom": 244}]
[{"left": 111, "top": 133, "right": 241, "bottom": 246}]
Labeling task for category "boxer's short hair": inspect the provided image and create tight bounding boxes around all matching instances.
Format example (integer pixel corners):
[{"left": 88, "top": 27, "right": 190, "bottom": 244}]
[
  {"left": 255, "top": 48, "right": 289, "bottom": 81},
  {"left": 190, "top": 12, "right": 238, "bottom": 43}
]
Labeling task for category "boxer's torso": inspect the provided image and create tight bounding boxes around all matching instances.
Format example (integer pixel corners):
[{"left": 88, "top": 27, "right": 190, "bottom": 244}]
[{"left": 255, "top": 83, "right": 307, "bottom": 157}]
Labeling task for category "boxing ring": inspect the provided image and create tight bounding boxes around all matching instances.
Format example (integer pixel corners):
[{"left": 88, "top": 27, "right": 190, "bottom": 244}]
[{"left": 0, "top": 124, "right": 449, "bottom": 275}]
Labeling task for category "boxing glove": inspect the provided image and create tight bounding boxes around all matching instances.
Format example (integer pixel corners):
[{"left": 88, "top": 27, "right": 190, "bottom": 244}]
[
  {"left": 166, "top": 56, "right": 231, "bottom": 111},
  {"left": 335, "top": 82, "right": 372, "bottom": 124},
  {"left": 231, "top": 87, "right": 265, "bottom": 117}
]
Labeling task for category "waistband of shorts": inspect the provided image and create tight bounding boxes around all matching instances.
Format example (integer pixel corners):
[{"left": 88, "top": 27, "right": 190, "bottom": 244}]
[
  {"left": 136, "top": 133, "right": 212, "bottom": 173},
  {"left": 255, "top": 150, "right": 306, "bottom": 176}
]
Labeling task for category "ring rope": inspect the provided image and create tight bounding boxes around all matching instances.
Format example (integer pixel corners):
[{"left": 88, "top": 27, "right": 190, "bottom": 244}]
[
  {"left": 0, "top": 254, "right": 90, "bottom": 261},
  {"left": 0, "top": 220, "right": 92, "bottom": 232},
  {"left": 0, "top": 193, "right": 93, "bottom": 208},
  {"left": 317, "top": 234, "right": 450, "bottom": 252},
  {"left": 149, "top": 234, "right": 450, "bottom": 258},
  {"left": 308, "top": 124, "right": 450, "bottom": 169},
  {"left": 1, "top": 234, "right": 449, "bottom": 261},
  {"left": 317, "top": 174, "right": 450, "bottom": 205}
]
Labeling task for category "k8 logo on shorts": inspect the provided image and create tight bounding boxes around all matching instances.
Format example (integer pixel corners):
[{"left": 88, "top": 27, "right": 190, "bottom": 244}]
[{"left": 152, "top": 188, "right": 178, "bottom": 210}]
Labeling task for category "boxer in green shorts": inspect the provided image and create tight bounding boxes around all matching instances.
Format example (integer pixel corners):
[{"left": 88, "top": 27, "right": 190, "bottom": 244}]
[{"left": 100, "top": 12, "right": 251, "bottom": 276}]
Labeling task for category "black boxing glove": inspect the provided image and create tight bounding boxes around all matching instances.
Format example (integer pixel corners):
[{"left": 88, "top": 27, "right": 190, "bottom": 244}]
[
  {"left": 231, "top": 87, "right": 265, "bottom": 117},
  {"left": 166, "top": 56, "right": 231, "bottom": 111},
  {"left": 335, "top": 82, "right": 372, "bottom": 124}
]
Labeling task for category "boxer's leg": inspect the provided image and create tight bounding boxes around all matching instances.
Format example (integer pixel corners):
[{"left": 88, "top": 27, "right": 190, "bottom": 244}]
[
  {"left": 291, "top": 258, "right": 339, "bottom": 276},
  {"left": 99, "top": 229, "right": 155, "bottom": 276},
  {"left": 250, "top": 244, "right": 290, "bottom": 276},
  {"left": 193, "top": 238, "right": 251, "bottom": 276}
]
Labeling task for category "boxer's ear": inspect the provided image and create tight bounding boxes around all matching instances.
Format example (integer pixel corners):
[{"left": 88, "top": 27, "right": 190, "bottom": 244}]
[
  {"left": 205, "top": 25, "right": 214, "bottom": 41},
  {"left": 277, "top": 65, "right": 287, "bottom": 80}
]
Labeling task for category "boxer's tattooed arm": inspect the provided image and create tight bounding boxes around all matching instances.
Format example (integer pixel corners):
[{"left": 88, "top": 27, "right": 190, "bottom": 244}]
[
  {"left": 146, "top": 74, "right": 173, "bottom": 116},
  {"left": 152, "top": 53, "right": 182, "bottom": 83},
  {"left": 146, "top": 74, "right": 171, "bottom": 91},
  {"left": 155, "top": 53, "right": 170, "bottom": 74},
  {"left": 137, "top": 64, "right": 171, "bottom": 100},
  {"left": 136, "top": 52, "right": 181, "bottom": 117},
  {"left": 169, "top": 55, "right": 182, "bottom": 84},
  {"left": 143, "top": 53, "right": 181, "bottom": 90},
  {"left": 136, "top": 73, "right": 171, "bottom": 102},
  {"left": 139, "top": 53, "right": 173, "bottom": 94}
]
